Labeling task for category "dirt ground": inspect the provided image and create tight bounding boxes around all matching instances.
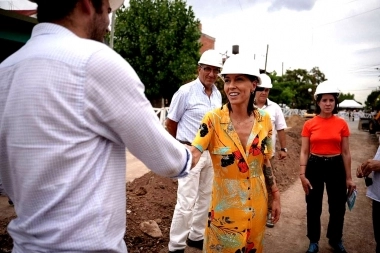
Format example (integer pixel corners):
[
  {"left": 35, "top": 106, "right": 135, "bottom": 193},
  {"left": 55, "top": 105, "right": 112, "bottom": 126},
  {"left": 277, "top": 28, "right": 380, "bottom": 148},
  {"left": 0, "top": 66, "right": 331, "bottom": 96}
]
[{"left": 0, "top": 115, "right": 378, "bottom": 253}]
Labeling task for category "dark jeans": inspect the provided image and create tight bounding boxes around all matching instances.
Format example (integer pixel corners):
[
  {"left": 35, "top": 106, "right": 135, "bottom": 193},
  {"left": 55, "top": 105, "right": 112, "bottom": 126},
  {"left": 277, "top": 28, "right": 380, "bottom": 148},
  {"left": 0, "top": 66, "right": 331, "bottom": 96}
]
[
  {"left": 374, "top": 200, "right": 380, "bottom": 253},
  {"left": 305, "top": 154, "right": 347, "bottom": 243}
]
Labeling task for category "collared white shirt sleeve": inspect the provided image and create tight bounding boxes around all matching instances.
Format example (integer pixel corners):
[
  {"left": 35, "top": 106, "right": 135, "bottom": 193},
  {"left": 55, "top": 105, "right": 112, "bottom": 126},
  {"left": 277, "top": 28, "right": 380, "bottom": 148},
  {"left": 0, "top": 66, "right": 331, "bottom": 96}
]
[
  {"left": 85, "top": 48, "right": 191, "bottom": 178},
  {"left": 167, "top": 87, "right": 187, "bottom": 123}
]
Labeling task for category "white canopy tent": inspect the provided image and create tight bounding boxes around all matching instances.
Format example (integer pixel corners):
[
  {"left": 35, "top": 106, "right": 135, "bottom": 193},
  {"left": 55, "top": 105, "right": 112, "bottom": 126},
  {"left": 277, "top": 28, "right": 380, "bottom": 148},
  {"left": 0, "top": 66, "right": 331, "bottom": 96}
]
[{"left": 339, "top": 99, "right": 364, "bottom": 109}]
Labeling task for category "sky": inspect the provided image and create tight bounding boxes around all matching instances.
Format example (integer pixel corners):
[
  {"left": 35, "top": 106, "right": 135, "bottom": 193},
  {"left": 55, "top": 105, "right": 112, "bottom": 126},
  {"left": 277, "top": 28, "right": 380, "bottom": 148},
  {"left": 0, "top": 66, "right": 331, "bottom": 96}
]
[
  {"left": 183, "top": 0, "right": 380, "bottom": 104},
  {"left": 2, "top": 0, "right": 379, "bottom": 103}
]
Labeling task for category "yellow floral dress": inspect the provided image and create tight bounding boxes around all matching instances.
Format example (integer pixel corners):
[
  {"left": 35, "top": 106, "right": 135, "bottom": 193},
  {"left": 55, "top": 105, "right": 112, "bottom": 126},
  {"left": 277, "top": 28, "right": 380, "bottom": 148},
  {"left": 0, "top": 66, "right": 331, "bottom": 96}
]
[{"left": 192, "top": 105, "right": 273, "bottom": 253}]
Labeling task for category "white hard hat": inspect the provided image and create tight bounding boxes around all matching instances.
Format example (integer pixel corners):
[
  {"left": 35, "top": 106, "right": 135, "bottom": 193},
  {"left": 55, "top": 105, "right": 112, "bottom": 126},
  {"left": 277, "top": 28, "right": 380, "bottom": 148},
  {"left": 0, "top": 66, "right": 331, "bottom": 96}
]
[
  {"left": 220, "top": 54, "right": 262, "bottom": 85},
  {"left": 314, "top": 81, "right": 340, "bottom": 100},
  {"left": 109, "top": 0, "right": 124, "bottom": 11},
  {"left": 198, "top": 50, "right": 223, "bottom": 68},
  {"left": 29, "top": 0, "right": 124, "bottom": 11},
  {"left": 259, "top": 74, "right": 272, "bottom": 88}
]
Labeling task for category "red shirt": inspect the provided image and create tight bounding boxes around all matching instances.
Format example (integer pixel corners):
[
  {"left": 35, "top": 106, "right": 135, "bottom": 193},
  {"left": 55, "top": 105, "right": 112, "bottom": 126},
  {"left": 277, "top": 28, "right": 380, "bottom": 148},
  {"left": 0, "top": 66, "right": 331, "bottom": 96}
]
[{"left": 301, "top": 115, "right": 350, "bottom": 154}]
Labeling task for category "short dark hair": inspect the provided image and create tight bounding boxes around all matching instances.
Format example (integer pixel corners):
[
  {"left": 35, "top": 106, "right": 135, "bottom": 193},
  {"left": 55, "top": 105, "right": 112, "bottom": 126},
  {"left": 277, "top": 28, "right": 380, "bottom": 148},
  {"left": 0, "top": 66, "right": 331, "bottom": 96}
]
[
  {"left": 315, "top": 93, "right": 339, "bottom": 114},
  {"left": 225, "top": 74, "right": 258, "bottom": 116},
  {"left": 36, "top": 0, "right": 103, "bottom": 23}
]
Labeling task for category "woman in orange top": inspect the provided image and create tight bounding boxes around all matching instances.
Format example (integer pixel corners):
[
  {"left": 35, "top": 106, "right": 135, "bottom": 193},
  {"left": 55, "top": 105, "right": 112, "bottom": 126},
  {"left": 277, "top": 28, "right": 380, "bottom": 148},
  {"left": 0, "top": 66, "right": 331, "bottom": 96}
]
[
  {"left": 189, "top": 54, "right": 281, "bottom": 253},
  {"left": 299, "top": 81, "right": 356, "bottom": 253}
]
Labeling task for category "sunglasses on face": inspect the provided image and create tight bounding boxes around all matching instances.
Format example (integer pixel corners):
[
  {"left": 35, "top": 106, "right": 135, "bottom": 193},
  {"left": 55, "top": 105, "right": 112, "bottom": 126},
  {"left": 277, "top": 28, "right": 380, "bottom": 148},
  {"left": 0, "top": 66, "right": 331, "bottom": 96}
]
[{"left": 255, "top": 87, "right": 270, "bottom": 92}]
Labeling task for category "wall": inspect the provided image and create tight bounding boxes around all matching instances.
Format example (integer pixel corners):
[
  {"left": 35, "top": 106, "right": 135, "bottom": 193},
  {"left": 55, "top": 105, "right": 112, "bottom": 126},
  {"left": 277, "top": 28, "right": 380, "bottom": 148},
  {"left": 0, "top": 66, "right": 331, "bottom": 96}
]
[{"left": 199, "top": 23, "right": 215, "bottom": 54}]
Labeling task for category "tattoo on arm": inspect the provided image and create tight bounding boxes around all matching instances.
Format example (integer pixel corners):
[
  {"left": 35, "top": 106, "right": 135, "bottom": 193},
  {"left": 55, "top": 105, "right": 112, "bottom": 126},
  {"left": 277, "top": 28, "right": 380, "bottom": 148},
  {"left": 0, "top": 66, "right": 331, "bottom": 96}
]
[{"left": 263, "top": 164, "right": 274, "bottom": 187}]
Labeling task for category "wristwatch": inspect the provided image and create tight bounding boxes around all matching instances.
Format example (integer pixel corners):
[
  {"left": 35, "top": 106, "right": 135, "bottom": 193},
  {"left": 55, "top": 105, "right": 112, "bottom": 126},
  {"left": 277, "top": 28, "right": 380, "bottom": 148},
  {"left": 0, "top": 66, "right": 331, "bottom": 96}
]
[{"left": 280, "top": 148, "right": 287, "bottom": 152}]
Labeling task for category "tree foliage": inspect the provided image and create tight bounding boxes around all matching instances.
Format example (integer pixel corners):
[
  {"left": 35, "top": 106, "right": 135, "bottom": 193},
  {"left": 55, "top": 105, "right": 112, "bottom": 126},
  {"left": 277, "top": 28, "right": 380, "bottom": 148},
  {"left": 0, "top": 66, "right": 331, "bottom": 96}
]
[
  {"left": 365, "top": 89, "right": 380, "bottom": 110},
  {"left": 338, "top": 93, "right": 355, "bottom": 103},
  {"left": 113, "top": 0, "right": 201, "bottom": 101},
  {"left": 267, "top": 67, "right": 327, "bottom": 109}
]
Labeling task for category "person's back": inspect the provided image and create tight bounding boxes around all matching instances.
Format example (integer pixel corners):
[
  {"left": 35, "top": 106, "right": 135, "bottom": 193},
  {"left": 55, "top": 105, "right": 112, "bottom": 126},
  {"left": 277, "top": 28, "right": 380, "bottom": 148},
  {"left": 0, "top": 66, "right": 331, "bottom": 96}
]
[
  {"left": 0, "top": 1, "right": 192, "bottom": 252},
  {"left": 0, "top": 24, "right": 128, "bottom": 252}
]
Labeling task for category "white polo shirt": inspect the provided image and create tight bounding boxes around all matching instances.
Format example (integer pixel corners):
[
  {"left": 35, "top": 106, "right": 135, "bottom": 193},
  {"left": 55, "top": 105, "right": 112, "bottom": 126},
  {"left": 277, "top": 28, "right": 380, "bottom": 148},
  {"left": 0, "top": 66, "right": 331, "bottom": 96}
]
[{"left": 258, "top": 99, "right": 287, "bottom": 155}]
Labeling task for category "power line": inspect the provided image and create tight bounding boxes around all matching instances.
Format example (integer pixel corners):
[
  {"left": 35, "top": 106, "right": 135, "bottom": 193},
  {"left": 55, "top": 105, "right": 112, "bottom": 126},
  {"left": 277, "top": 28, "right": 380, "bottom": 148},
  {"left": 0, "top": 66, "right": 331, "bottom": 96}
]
[{"left": 315, "top": 6, "right": 380, "bottom": 27}]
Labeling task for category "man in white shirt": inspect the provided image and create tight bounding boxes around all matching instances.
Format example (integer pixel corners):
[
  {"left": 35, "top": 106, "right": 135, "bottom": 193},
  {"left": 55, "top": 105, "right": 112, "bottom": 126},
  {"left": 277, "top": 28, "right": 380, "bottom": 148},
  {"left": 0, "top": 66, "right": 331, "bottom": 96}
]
[
  {"left": 0, "top": 0, "right": 192, "bottom": 252},
  {"left": 254, "top": 73, "right": 287, "bottom": 228},
  {"left": 357, "top": 147, "right": 380, "bottom": 253},
  {"left": 166, "top": 50, "right": 223, "bottom": 253}
]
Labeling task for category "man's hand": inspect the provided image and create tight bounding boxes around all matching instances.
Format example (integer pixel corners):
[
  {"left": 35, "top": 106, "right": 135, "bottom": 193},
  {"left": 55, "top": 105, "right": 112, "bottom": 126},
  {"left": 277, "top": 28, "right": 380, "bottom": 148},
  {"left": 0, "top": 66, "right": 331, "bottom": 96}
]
[
  {"left": 278, "top": 150, "right": 287, "bottom": 160},
  {"left": 358, "top": 159, "right": 380, "bottom": 178}
]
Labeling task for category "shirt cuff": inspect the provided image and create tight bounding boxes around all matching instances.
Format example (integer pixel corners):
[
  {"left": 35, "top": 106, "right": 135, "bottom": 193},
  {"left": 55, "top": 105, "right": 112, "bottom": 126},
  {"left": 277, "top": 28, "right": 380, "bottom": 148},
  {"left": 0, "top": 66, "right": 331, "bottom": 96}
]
[{"left": 171, "top": 147, "right": 192, "bottom": 178}]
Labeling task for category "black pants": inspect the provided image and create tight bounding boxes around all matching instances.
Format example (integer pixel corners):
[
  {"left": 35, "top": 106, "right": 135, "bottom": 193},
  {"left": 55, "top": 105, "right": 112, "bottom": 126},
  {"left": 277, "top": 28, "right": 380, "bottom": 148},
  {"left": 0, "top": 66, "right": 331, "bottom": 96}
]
[
  {"left": 305, "top": 154, "right": 347, "bottom": 243},
  {"left": 374, "top": 200, "right": 380, "bottom": 253}
]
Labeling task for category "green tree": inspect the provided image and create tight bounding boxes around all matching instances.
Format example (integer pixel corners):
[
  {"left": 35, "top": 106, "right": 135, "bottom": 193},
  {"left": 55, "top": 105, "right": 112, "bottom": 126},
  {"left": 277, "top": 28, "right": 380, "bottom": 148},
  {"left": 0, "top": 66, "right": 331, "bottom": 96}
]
[
  {"left": 113, "top": 0, "right": 201, "bottom": 102},
  {"left": 338, "top": 93, "right": 355, "bottom": 103},
  {"left": 268, "top": 67, "right": 326, "bottom": 109},
  {"left": 365, "top": 89, "right": 380, "bottom": 110}
]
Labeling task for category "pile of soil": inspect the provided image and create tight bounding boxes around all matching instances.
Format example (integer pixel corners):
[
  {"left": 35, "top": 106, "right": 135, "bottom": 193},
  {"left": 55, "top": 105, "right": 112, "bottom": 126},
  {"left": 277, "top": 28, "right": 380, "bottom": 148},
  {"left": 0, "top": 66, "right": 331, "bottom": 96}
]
[
  {"left": 0, "top": 115, "right": 306, "bottom": 253},
  {"left": 124, "top": 115, "right": 306, "bottom": 253}
]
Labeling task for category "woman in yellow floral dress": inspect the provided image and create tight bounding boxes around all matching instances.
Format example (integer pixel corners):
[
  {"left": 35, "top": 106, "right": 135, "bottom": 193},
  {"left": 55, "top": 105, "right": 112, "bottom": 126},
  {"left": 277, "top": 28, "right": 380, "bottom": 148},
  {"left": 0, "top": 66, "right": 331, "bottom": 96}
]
[{"left": 190, "top": 54, "right": 281, "bottom": 253}]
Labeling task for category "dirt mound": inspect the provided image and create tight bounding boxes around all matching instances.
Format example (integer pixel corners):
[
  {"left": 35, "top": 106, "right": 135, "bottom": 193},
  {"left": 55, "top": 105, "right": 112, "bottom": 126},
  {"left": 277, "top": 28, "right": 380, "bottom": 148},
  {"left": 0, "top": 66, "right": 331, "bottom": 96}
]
[
  {"left": 272, "top": 117, "right": 306, "bottom": 192},
  {"left": 0, "top": 117, "right": 308, "bottom": 253},
  {"left": 124, "top": 117, "right": 307, "bottom": 252},
  {"left": 286, "top": 114, "right": 305, "bottom": 128}
]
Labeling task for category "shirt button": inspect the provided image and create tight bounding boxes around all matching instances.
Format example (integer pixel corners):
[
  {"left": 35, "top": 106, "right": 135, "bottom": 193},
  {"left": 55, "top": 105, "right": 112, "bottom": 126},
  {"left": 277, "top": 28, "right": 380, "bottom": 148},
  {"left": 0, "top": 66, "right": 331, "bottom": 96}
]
[
  {"left": 248, "top": 187, "right": 250, "bottom": 190},
  {"left": 248, "top": 198, "right": 251, "bottom": 200},
  {"left": 247, "top": 177, "right": 249, "bottom": 179}
]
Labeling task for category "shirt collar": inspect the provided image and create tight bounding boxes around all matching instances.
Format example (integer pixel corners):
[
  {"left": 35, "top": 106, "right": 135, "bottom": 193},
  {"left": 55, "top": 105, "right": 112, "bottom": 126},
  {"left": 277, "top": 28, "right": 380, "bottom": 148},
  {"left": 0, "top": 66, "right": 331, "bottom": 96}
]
[
  {"left": 31, "top": 23, "right": 80, "bottom": 39},
  {"left": 196, "top": 78, "right": 218, "bottom": 95},
  {"left": 255, "top": 98, "right": 271, "bottom": 109}
]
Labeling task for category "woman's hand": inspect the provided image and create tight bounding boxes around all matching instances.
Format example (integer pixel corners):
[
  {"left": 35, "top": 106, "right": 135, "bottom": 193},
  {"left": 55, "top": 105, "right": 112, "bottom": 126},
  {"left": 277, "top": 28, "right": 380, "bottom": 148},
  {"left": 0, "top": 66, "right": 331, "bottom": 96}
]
[
  {"left": 300, "top": 175, "right": 313, "bottom": 195},
  {"left": 271, "top": 191, "right": 281, "bottom": 224},
  {"left": 346, "top": 179, "right": 356, "bottom": 197},
  {"left": 185, "top": 145, "right": 201, "bottom": 169}
]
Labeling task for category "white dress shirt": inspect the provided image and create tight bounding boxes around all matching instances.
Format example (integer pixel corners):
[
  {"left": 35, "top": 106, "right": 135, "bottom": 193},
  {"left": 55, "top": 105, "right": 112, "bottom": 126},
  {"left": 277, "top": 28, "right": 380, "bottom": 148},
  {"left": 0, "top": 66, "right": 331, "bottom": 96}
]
[
  {"left": 0, "top": 23, "right": 191, "bottom": 253},
  {"left": 167, "top": 78, "right": 222, "bottom": 142},
  {"left": 259, "top": 99, "right": 287, "bottom": 155}
]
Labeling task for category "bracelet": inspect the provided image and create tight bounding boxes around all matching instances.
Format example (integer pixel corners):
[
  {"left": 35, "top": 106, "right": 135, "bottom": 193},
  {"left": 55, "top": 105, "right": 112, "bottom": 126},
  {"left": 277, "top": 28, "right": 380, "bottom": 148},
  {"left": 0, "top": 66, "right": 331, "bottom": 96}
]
[{"left": 272, "top": 189, "right": 279, "bottom": 194}]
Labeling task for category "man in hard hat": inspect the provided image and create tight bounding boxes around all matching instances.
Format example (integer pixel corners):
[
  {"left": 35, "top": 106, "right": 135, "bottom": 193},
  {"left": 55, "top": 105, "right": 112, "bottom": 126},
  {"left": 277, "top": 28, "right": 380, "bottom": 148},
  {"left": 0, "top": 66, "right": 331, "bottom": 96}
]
[
  {"left": 0, "top": 0, "right": 193, "bottom": 252},
  {"left": 254, "top": 73, "right": 287, "bottom": 228},
  {"left": 166, "top": 50, "right": 223, "bottom": 253}
]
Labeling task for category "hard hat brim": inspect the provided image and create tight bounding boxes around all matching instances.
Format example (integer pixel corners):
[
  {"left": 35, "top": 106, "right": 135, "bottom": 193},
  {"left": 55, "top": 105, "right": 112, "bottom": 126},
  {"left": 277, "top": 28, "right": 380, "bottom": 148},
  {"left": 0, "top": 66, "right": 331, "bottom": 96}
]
[{"left": 29, "top": 0, "right": 124, "bottom": 11}]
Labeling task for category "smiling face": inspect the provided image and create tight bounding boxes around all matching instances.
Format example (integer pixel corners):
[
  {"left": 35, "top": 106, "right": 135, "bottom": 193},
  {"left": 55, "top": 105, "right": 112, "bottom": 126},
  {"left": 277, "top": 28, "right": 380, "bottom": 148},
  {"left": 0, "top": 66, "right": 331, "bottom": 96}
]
[
  {"left": 317, "top": 94, "right": 336, "bottom": 115},
  {"left": 198, "top": 64, "right": 220, "bottom": 89},
  {"left": 224, "top": 74, "right": 257, "bottom": 107}
]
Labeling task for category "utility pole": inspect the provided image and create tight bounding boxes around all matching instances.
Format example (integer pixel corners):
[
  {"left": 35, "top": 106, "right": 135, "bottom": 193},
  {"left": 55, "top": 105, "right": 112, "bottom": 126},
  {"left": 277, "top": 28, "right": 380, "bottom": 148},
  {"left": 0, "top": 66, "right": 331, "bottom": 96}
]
[
  {"left": 109, "top": 11, "right": 116, "bottom": 49},
  {"left": 264, "top": 44, "right": 269, "bottom": 72},
  {"left": 282, "top": 62, "right": 284, "bottom": 76}
]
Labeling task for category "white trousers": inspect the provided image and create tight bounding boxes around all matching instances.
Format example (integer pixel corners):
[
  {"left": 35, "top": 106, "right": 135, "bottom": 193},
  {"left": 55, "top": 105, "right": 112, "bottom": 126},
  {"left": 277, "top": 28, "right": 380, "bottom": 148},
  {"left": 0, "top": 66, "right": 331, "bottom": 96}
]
[{"left": 168, "top": 151, "right": 213, "bottom": 251}]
